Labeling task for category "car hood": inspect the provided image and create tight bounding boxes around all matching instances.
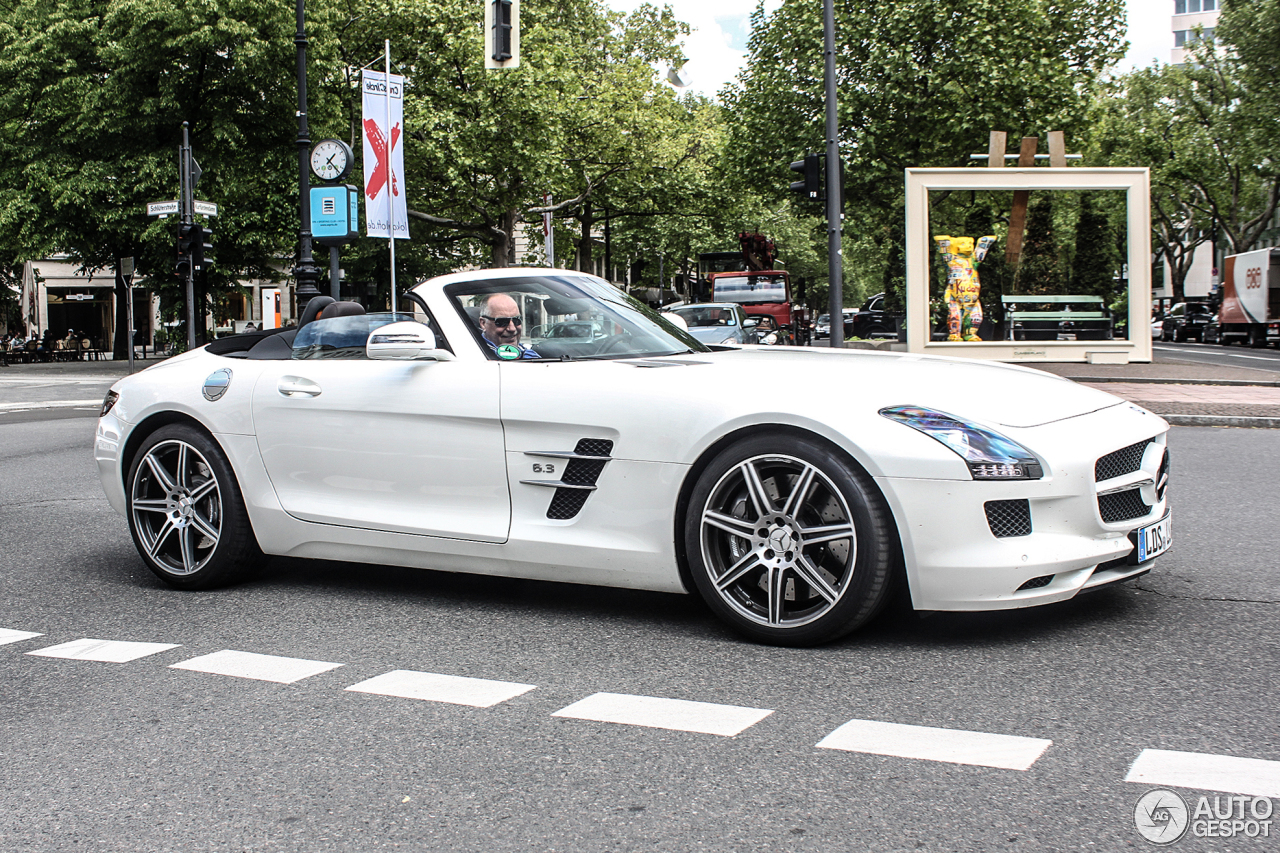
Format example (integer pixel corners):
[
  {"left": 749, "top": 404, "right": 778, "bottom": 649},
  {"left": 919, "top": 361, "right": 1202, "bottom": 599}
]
[{"left": 686, "top": 347, "right": 1122, "bottom": 429}]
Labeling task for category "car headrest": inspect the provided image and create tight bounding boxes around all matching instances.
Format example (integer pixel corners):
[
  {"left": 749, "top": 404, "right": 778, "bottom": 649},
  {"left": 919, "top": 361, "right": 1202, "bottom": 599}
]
[
  {"left": 465, "top": 304, "right": 482, "bottom": 326},
  {"left": 298, "top": 296, "right": 335, "bottom": 329},
  {"left": 320, "top": 300, "right": 366, "bottom": 319}
]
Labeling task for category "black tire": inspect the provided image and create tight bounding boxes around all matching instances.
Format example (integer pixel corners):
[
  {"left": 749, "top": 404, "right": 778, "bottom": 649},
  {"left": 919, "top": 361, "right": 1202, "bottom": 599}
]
[
  {"left": 126, "top": 424, "right": 262, "bottom": 590},
  {"left": 684, "top": 433, "right": 896, "bottom": 646},
  {"left": 1173, "top": 328, "right": 1186, "bottom": 343}
]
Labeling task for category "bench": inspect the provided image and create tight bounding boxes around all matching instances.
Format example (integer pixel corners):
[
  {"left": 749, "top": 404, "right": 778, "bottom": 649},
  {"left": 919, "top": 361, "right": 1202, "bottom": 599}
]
[{"left": 1002, "top": 295, "right": 1113, "bottom": 341}]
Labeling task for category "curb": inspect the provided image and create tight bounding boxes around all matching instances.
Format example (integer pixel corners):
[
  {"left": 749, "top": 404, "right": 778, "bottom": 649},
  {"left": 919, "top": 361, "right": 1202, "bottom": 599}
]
[
  {"left": 1163, "top": 414, "right": 1280, "bottom": 429},
  {"left": 1062, "top": 376, "right": 1280, "bottom": 388}
]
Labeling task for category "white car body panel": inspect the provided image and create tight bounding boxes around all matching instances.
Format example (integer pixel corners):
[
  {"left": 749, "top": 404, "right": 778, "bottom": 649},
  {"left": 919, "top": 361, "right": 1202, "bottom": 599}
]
[{"left": 96, "top": 268, "right": 1170, "bottom": 612}]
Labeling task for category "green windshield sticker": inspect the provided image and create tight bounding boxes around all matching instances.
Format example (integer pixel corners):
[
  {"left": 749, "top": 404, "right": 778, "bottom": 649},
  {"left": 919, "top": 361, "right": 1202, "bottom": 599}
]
[{"left": 497, "top": 344, "right": 521, "bottom": 360}]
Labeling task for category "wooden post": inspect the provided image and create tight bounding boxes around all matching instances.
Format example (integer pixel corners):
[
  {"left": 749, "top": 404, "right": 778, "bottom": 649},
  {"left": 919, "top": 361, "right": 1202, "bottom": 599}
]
[
  {"left": 1047, "top": 130, "right": 1067, "bottom": 168},
  {"left": 1004, "top": 136, "right": 1038, "bottom": 270},
  {"left": 987, "top": 131, "right": 1007, "bottom": 168}
]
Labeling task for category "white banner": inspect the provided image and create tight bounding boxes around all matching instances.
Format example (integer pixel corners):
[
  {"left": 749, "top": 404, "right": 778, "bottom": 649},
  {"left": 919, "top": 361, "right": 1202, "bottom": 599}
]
[{"left": 361, "top": 70, "right": 408, "bottom": 240}]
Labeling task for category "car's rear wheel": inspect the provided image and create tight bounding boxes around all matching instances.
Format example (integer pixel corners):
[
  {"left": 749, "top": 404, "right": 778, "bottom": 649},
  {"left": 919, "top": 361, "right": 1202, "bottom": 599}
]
[
  {"left": 126, "top": 424, "right": 262, "bottom": 589},
  {"left": 685, "top": 434, "right": 896, "bottom": 646}
]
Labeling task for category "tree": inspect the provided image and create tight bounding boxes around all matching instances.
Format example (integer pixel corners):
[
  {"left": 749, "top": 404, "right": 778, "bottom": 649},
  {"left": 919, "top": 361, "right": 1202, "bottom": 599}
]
[
  {"left": 1014, "top": 194, "right": 1064, "bottom": 295},
  {"left": 1070, "top": 192, "right": 1120, "bottom": 300},
  {"left": 0, "top": 0, "right": 331, "bottom": 352},
  {"left": 724, "top": 0, "right": 1126, "bottom": 311}
]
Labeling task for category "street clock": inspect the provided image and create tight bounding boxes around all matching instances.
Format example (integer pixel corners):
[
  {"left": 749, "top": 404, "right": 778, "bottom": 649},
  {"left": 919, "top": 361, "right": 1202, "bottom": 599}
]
[{"left": 310, "top": 138, "right": 354, "bottom": 182}]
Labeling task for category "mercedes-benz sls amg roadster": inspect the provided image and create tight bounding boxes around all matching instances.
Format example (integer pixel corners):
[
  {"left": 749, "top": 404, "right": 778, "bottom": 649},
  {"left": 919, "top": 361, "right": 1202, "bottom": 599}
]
[{"left": 95, "top": 269, "right": 1171, "bottom": 645}]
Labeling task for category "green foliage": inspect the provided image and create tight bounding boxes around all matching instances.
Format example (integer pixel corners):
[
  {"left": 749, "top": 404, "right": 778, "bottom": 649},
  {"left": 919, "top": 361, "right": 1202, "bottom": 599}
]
[
  {"left": 1070, "top": 192, "right": 1119, "bottom": 300},
  {"left": 1014, "top": 194, "right": 1064, "bottom": 295},
  {"left": 724, "top": 0, "right": 1126, "bottom": 309}
]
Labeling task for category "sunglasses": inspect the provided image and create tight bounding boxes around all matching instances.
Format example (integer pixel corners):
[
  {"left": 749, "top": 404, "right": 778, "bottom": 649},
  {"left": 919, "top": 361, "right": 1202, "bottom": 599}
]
[{"left": 481, "top": 315, "right": 523, "bottom": 328}]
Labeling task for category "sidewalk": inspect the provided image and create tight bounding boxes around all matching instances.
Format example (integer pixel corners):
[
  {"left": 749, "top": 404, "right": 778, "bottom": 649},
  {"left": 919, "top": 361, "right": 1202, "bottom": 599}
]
[
  {"left": 3, "top": 350, "right": 1279, "bottom": 427},
  {"left": 1033, "top": 360, "right": 1280, "bottom": 427}
]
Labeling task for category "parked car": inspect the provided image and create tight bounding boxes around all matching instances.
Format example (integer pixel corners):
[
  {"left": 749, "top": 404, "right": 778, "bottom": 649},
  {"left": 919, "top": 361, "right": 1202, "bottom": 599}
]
[
  {"left": 95, "top": 268, "right": 1171, "bottom": 646},
  {"left": 812, "top": 311, "right": 855, "bottom": 340},
  {"left": 661, "top": 302, "right": 757, "bottom": 346},
  {"left": 1150, "top": 315, "right": 1164, "bottom": 340},
  {"left": 850, "top": 292, "right": 895, "bottom": 339},
  {"left": 1161, "top": 302, "right": 1213, "bottom": 342},
  {"left": 1202, "top": 313, "right": 1222, "bottom": 345}
]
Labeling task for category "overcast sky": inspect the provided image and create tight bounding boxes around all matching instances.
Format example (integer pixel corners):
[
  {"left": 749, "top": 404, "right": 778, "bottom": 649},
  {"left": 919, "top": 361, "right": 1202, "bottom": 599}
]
[{"left": 604, "top": 0, "right": 1174, "bottom": 100}]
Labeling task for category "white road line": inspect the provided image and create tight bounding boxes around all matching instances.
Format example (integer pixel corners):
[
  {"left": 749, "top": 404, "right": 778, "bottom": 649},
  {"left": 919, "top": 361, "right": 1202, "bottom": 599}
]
[
  {"left": 27, "top": 638, "right": 179, "bottom": 663},
  {"left": 0, "top": 629, "right": 43, "bottom": 646},
  {"left": 1126, "top": 749, "right": 1280, "bottom": 798},
  {"left": 170, "top": 649, "right": 343, "bottom": 684},
  {"left": 816, "top": 719, "right": 1052, "bottom": 771},
  {"left": 346, "top": 670, "right": 535, "bottom": 708},
  {"left": 552, "top": 692, "right": 773, "bottom": 737},
  {"left": 0, "top": 400, "right": 104, "bottom": 412}
]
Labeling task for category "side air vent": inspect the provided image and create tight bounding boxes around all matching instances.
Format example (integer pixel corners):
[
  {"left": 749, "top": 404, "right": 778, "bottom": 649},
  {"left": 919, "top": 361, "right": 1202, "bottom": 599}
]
[
  {"left": 985, "top": 499, "right": 1032, "bottom": 538},
  {"left": 1017, "top": 574, "right": 1054, "bottom": 591},
  {"left": 1095, "top": 438, "right": 1154, "bottom": 482},
  {"left": 522, "top": 439, "right": 615, "bottom": 520}
]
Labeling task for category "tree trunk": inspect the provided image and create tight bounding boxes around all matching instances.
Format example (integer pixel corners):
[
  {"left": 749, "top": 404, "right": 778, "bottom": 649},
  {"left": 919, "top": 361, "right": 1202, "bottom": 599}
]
[{"left": 577, "top": 201, "right": 593, "bottom": 273}]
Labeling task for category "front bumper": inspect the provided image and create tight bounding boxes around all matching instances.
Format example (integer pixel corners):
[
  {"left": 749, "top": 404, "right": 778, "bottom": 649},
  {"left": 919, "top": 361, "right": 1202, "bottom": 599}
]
[{"left": 877, "top": 404, "right": 1169, "bottom": 611}]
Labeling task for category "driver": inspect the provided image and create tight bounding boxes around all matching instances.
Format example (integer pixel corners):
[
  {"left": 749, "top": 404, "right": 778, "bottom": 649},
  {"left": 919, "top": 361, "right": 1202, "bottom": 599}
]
[{"left": 478, "top": 293, "right": 539, "bottom": 359}]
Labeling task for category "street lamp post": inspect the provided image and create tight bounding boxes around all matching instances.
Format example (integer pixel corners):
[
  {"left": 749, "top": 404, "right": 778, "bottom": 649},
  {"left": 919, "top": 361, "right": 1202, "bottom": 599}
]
[
  {"left": 823, "top": 0, "right": 843, "bottom": 348},
  {"left": 293, "top": 0, "right": 321, "bottom": 316}
]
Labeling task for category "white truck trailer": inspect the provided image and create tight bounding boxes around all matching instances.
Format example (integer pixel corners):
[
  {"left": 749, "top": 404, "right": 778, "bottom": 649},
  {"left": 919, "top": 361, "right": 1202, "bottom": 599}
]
[{"left": 1219, "top": 247, "right": 1280, "bottom": 347}]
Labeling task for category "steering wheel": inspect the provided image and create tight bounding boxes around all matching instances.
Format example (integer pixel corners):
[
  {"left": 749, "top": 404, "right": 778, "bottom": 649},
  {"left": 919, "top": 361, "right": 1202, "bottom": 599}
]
[{"left": 596, "top": 333, "right": 634, "bottom": 355}]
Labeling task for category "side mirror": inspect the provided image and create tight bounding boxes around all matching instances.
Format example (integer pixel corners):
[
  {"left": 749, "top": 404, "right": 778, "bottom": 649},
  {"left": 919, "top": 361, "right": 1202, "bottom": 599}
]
[
  {"left": 367, "top": 321, "right": 455, "bottom": 361},
  {"left": 742, "top": 318, "right": 759, "bottom": 329}
]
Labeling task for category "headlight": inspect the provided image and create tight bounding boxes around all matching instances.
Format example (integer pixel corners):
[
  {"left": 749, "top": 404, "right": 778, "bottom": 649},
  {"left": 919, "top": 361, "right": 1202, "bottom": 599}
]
[
  {"left": 720, "top": 336, "right": 739, "bottom": 345},
  {"left": 100, "top": 390, "right": 119, "bottom": 418},
  {"left": 762, "top": 332, "right": 779, "bottom": 345},
  {"left": 879, "top": 405, "right": 1044, "bottom": 480}
]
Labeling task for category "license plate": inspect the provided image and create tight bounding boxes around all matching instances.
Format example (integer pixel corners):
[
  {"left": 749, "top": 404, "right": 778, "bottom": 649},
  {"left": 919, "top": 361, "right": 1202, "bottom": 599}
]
[{"left": 1130, "top": 512, "right": 1172, "bottom": 564}]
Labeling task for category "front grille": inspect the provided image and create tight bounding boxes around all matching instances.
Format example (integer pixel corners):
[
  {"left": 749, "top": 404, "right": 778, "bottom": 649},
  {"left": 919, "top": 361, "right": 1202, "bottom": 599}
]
[
  {"left": 1017, "top": 574, "right": 1054, "bottom": 591},
  {"left": 547, "top": 489, "right": 591, "bottom": 520},
  {"left": 985, "top": 499, "right": 1032, "bottom": 538},
  {"left": 1095, "top": 438, "right": 1154, "bottom": 481},
  {"left": 1098, "top": 488, "right": 1151, "bottom": 523}
]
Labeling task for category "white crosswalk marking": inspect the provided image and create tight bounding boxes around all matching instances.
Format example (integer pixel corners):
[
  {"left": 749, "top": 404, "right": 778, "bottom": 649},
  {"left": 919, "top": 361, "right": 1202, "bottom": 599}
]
[
  {"left": 552, "top": 692, "right": 773, "bottom": 736},
  {"left": 170, "top": 650, "right": 343, "bottom": 684},
  {"left": 0, "top": 629, "right": 43, "bottom": 646},
  {"left": 27, "top": 638, "right": 179, "bottom": 663},
  {"left": 816, "top": 719, "right": 1052, "bottom": 771},
  {"left": 1126, "top": 749, "right": 1280, "bottom": 798},
  {"left": 346, "top": 670, "right": 535, "bottom": 708}
]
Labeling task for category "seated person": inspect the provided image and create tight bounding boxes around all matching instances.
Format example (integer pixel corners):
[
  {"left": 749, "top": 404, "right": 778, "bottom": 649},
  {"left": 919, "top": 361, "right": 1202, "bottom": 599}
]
[{"left": 477, "top": 293, "right": 539, "bottom": 359}]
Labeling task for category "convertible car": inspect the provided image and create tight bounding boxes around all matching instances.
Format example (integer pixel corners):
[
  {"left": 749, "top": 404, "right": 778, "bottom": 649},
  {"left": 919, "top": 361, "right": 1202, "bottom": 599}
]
[{"left": 95, "top": 269, "right": 1171, "bottom": 646}]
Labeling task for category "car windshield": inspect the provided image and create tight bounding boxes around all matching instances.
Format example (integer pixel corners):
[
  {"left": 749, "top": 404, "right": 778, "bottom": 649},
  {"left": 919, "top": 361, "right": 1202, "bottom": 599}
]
[
  {"left": 1187, "top": 304, "right": 1211, "bottom": 315},
  {"left": 291, "top": 312, "right": 415, "bottom": 359},
  {"left": 444, "top": 274, "right": 707, "bottom": 361},
  {"left": 670, "top": 306, "right": 737, "bottom": 327},
  {"left": 712, "top": 274, "right": 787, "bottom": 304}
]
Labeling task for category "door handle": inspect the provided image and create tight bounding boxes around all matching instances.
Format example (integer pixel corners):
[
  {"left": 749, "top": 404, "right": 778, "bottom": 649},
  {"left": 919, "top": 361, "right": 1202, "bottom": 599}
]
[{"left": 278, "top": 376, "right": 322, "bottom": 398}]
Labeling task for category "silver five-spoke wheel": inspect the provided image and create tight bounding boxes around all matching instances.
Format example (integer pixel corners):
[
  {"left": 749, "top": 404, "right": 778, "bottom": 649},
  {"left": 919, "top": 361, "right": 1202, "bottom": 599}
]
[{"left": 686, "top": 434, "right": 895, "bottom": 646}]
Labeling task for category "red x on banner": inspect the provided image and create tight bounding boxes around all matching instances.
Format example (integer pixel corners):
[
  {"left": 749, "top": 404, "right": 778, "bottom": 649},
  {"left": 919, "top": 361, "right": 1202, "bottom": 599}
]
[{"left": 363, "top": 118, "right": 401, "bottom": 200}]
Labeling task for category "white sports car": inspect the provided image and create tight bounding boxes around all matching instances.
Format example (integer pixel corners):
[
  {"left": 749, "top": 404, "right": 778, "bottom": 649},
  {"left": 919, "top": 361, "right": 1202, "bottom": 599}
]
[{"left": 95, "top": 269, "right": 1171, "bottom": 646}]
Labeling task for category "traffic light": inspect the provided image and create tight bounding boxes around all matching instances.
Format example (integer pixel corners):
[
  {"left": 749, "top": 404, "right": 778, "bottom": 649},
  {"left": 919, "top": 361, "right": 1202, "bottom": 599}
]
[
  {"left": 789, "top": 153, "right": 821, "bottom": 200},
  {"left": 175, "top": 223, "right": 195, "bottom": 276},
  {"left": 492, "top": 0, "right": 512, "bottom": 61},
  {"left": 192, "top": 226, "right": 214, "bottom": 272}
]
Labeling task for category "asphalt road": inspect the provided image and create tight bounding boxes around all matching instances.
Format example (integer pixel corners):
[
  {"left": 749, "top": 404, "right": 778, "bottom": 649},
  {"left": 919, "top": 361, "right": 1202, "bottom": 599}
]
[
  {"left": 2, "top": 416, "right": 1278, "bottom": 852},
  {"left": 1152, "top": 341, "right": 1280, "bottom": 374}
]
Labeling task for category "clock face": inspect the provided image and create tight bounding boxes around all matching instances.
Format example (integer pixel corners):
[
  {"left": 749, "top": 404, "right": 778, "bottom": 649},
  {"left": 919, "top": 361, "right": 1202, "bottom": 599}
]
[{"left": 310, "top": 139, "right": 351, "bottom": 182}]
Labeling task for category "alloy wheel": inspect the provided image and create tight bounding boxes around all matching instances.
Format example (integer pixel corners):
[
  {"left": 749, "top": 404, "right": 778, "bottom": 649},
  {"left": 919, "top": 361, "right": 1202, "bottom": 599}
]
[
  {"left": 130, "top": 439, "right": 223, "bottom": 576},
  {"left": 699, "top": 454, "right": 856, "bottom": 628}
]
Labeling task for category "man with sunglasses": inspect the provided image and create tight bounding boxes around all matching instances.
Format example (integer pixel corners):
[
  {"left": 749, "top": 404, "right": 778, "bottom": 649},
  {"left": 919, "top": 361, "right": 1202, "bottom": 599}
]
[{"left": 477, "top": 293, "right": 540, "bottom": 359}]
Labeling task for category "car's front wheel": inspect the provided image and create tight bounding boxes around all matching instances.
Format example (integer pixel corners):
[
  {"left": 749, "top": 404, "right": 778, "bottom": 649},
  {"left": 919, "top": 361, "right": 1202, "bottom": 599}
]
[
  {"left": 126, "top": 424, "right": 262, "bottom": 589},
  {"left": 684, "top": 434, "right": 896, "bottom": 646}
]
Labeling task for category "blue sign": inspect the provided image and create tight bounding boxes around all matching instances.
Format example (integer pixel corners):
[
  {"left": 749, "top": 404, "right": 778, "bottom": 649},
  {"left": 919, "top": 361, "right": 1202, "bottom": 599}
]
[{"left": 311, "top": 185, "right": 359, "bottom": 245}]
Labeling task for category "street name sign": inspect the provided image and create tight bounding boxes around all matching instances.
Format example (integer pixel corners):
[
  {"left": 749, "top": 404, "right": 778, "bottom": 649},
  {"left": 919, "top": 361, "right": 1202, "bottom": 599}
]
[{"left": 146, "top": 200, "right": 179, "bottom": 216}]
